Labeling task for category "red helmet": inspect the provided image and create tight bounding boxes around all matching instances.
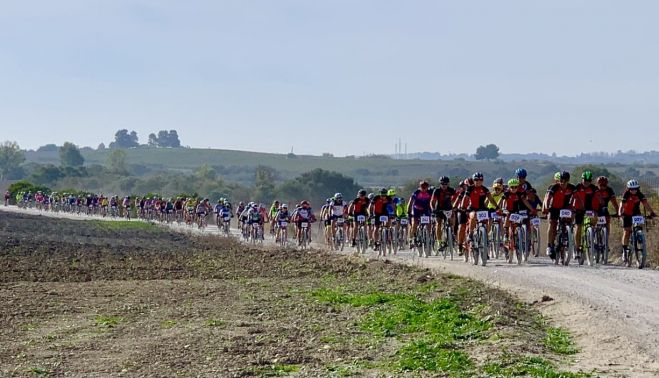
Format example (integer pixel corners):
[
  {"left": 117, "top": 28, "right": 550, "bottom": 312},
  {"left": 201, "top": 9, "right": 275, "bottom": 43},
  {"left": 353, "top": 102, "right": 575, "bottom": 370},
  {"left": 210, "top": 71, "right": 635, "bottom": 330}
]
[{"left": 596, "top": 176, "right": 608, "bottom": 185}]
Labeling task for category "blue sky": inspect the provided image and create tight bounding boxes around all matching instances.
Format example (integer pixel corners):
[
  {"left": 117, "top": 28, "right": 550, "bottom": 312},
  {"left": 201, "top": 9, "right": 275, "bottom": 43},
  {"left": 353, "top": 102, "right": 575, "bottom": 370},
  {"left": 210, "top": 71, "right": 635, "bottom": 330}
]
[{"left": 1, "top": 1, "right": 658, "bottom": 156}]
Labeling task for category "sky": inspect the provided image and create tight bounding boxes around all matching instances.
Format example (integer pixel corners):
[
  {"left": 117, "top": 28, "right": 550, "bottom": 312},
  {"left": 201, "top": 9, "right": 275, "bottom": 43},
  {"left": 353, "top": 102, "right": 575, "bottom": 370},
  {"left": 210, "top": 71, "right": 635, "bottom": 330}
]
[{"left": 1, "top": 1, "right": 658, "bottom": 156}]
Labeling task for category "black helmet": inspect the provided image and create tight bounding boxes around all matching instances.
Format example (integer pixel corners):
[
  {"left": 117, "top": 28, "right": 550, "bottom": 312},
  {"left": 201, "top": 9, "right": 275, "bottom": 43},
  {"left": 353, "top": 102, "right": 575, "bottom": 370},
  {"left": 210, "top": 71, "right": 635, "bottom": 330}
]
[
  {"left": 379, "top": 187, "right": 387, "bottom": 195},
  {"left": 472, "top": 172, "right": 484, "bottom": 180},
  {"left": 560, "top": 171, "right": 570, "bottom": 181},
  {"left": 358, "top": 189, "right": 367, "bottom": 196},
  {"left": 439, "top": 176, "right": 450, "bottom": 184}
]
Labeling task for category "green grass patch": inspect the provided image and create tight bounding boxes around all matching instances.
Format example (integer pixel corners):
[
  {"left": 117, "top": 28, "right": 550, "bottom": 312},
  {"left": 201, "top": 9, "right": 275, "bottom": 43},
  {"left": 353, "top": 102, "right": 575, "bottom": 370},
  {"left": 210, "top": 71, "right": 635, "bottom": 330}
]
[
  {"left": 205, "top": 319, "right": 224, "bottom": 327},
  {"left": 249, "top": 364, "right": 300, "bottom": 376},
  {"left": 544, "top": 327, "right": 580, "bottom": 355},
  {"left": 484, "top": 354, "right": 592, "bottom": 377},
  {"left": 161, "top": 320, "right": 177, "bottom": 329},
  {"left": 28, "top": 367, "right": 49, "bottom": 377},
  {"left": 94, "top": 315, "right": 123, "bottom": 328},
  {"left": 311, "top": 288, "right": 411, "bottom": 307},
  {"left": 325, "top": 363, "right": 364, "bottom": 377},
  {"left": 395, "top": 339, "right": 472, "bottom": 374}
]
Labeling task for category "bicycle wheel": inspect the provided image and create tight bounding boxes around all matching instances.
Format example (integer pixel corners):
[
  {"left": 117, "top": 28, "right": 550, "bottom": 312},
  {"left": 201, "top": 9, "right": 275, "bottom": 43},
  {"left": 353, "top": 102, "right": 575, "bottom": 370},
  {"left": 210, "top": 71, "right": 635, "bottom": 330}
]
[
  {"left": 444, "top": 226, "right": 454, "bottom": 260},
  {"left": 601, "top": 228, "right": 608, "bottom": 265},
  {"left": 564, "top": 226, "right": 574, "bottom": 266},
  {"left": 391, "top": 227, "right": 398, "bottom": 254},
  {"left": 515, "top": 227, "right": 523, "bottom": 265},
  {"left": 585, "top": 227, "right": 595, "bottom": 266},
  {"left": 357, "top": 227, "right": 366, "bottom": 254},
  {"left": 338, "top": 228, "right": 345, "bottom": 251},
  {"left": 480, "top": 226, "right": 488, "bottom": 266},
  {"left": 491, "top": 223, "right": 501, "bottom": 259},
  {"left": 532, "top": 227, "right": 541, "bottom": 258},
  {"left": 635, "top": 230, "right": 647, "bottom": 269}
]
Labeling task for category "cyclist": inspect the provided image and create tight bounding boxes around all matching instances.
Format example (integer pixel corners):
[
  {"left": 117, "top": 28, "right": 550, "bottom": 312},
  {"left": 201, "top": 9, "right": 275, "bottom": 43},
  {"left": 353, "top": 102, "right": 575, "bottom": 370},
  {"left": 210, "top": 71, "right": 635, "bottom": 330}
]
[
  {"left": 369, "top": 188, "right": 393, "bottom": 251},
  {"left": 320, "top": 198, "right": 333, "bottom": 245},
  {"left": 407, "top": 180, "right": 432, "bottom": 248},
  {"left": 486, "top": 178, "right": 505, "bottom": 241},
  {"left": 4, "top": 191, "right": 10, "bottom": 206},
  {"left": 542, "top": 171, "right": 577, "bottom": 260},
  {"left": 269, "top": 200, "right": 280, "bottom": 235},
  {"left": 453, "top": 178, "right": 473, "bottom": 254},
  {"left": 431, "top": 176, "right": 456, "bottom": 250},
  {"left": 573, "top": 171, "right": 596, "bottom": 259},
  {"left": 348, "top": 190, "right": 370, "bottom": 247},
  {"left": 618, "top": 179, "right": 656, "bottom": 263},
  {"left": 274, "top": 203, "right": 291, "bottom": 242},
  {"left": 461, "top": 173, "right": 501, "bottom": 252},
  {"left": 329, "top": 193, "right": 347, "bottom": 243},
  {"left": 593, "top": 176, "right": 619, "bottom": 246},
  {"left": 292, "top": 200, "right": 316, "bottom": 244},
  {"left": 501, "top": 178, "right": 535, "bottom": 251},
  {"left": 515, "top": 168, "right": 534, "bottom": 194}
]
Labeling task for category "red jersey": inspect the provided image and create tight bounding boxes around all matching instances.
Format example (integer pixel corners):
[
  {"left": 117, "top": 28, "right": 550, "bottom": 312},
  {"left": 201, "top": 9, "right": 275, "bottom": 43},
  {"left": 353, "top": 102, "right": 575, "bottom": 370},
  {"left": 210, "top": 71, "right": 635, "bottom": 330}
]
[
  {"left": 620, "top": 189, "right": 646, "bottom": 216},
  {"left": 574, "top": 183, "right": 597, "bottom": 210},
  {"left": 547, "top": 183, "right": 577, "bottom": 210},
  {"left": 464, "top": 185, "right": 490, "bottom": 211}
]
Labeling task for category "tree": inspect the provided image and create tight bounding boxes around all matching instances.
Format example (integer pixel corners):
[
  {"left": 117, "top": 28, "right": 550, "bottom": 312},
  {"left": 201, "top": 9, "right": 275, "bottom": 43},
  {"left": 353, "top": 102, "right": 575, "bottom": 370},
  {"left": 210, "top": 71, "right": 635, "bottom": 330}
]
[
  {"left": 253, "top": 165, "right": 277, "bottom": 203},
  {"left": 97, "top": 143, "right": 106, "bottom": 150},
  {"left": 475, "top": 144, "right": 500, "bottom": 160},
  {"left": 36, "top": 144, "right": 59, "bottom": 152},
  {"left": 277, "top": 168, "right": 359, "bottom": 206},
  {"left": 59, "top": 142, "right": 84, "bottom": 167},
  {"left": 109, "top": 129, "right": 139, "bottom": 148},
  {"left": 106, "top": 149, "right": 128, "bottom": 175},
  {"left": 148, "top": 133, "right": 158, "bottom": 147},
  {"left": 195, "top": 164, "right": 216, "bottom": 180},
  {"left": 0, "top": 141, "right": 25, "bottom": 180}
]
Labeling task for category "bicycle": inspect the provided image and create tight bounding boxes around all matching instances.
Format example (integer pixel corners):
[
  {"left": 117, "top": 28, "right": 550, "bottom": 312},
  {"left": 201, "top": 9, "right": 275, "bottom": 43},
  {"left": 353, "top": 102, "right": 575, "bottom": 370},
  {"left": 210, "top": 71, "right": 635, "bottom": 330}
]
[
  {"left": 469, "top": 211, "right": 489, "bottom": 266},
  {"left": 250, "top": 223, "right": 264, "bottom": 245},
  {"left": 278, "top": 221, "right": 289, "bottom": 247},
  {"left": 507, "top": 212, "right": 527, "bottom": 265},
  {"left": 354, "top": 215, "right": 368, "bottom": 254},
  {"left": 489, "top": 211, "right": 503, "bottom": 259},
  {"left": 397, "top": 217, "right": 409, "bottom": 251},
  {"left": 298, "top": 220, "right": 311, "bottom": 249},
  {"left": 624, "top": 215, "right": 652, "bottom": 269},
  {"left": 333, "top": 217, "right": 346, "bottom": 252},
  {"left": 580, "top": 210, "right": 599, "bottom": 266},
  {"left": 439, "top": 210, "right": 456, "bottom": 260},
  {"left": 529, "top": 216, "right": 541, "bottom": 258},
  {"left": 416, "top": 215, "right": 433, "bottom": 258},
  {"left": 554, "top": 209, "right": 575, "bottom": 266}
]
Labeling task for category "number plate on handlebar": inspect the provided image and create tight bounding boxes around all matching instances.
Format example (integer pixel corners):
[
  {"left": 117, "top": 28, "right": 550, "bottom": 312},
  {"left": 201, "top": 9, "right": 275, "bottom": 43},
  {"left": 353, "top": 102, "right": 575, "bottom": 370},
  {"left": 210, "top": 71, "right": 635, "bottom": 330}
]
[
  {"left": 597, "top": 217, "right": 606, "bottom": 225},
  {"left": 356, "top": 215, "right": 366, "bottom": 222},
  {"left": 531, "top": 217, "right": 541, "bottom": 227},
  {"left": 420, "top": 216, "right": 430, "bottom": 224},
  {"left": 280, "top": 221, "right": 288, "bottom": 227},
  {"left": 632, "top": 216, "right": 645, "bottom": 225},
  {"left": 379, "top": 215, "right": 389, "bottom": 222},
  {"left": 476, "top": 211, "right": 489, "bottom": 222},
  {"left": 223, "top": 216, "right": 231, "bottom": 221},
  {"left": 560, "top": 209, "right": 572, "bottom": 218},
  {"left": 491, "top": 212, "right": 501, "bottom": 221},
  {"left": 585, "top": 210, "right": 595, "bottom": 217},
  {"left": 336, "top": 218, "right": 344, "bottom": 225},
  {"left": 301, "top": 222, "right": 309, "bottom": 228},
  {"left": 509, "top": 213, "right": 523, "bottom": 223},
  {"left": 443, "top": 210, "right": 453, "bottom": 218},
  {"left": 400, "top": 218, "right": 409, "bottom": 225}
]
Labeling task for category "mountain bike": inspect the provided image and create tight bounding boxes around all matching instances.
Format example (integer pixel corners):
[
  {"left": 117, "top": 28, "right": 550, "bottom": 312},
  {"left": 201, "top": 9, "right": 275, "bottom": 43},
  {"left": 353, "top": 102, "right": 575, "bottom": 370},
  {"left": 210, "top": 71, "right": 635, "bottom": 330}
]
[
  {"left": 580, "top": 210, "right": 598, "bottom": 266},
  {"left": 397, "top": 217, "right": 409, "bottom": 251},
  {"left": 507, "top": 212, "right": 527, "bottom": 265},
  {"left": 529, "top": 216, "right": 541, "bottom": 258},
  {"left": 489, "top": 211, "right": 503, "bottom": 259},
  {"left": 554, "top": 209, "right": 574, "bottom": 266},
  {"left": 625, "top": 215, "right": 652, "bottom": 269},
  {"left": 298, "top": 220, "right": 311, "bottom": 250},
  {"left": 250, "top": 223, "right": 264, "bottom": 245},
  {"left": 222, "top": 215, "right": 232, "bottom": 236},
  {"left": 416, "top": 215, "right": 432, "bottom": 258},
  {"left": 355, "top": 215, "right": 368, "bottom": 254},
  {"left": 440, "top": 210, "right": 456, "bottom": 260},
  {"left": 278, "top": 221, "right": 289, "bottom": 247},
  {"left": 333, "top": 217, "right": 346, "bottom": 252},
  {"left": 470, "top": 211, "right": 489, "bottom": 266}
]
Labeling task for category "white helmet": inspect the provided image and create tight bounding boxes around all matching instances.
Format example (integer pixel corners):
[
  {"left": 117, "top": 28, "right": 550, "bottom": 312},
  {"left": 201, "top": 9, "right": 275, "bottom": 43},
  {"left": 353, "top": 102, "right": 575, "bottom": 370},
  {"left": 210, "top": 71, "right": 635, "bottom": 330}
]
[{"left": 627, "top": 179, "right": 640, "bottom": 189}]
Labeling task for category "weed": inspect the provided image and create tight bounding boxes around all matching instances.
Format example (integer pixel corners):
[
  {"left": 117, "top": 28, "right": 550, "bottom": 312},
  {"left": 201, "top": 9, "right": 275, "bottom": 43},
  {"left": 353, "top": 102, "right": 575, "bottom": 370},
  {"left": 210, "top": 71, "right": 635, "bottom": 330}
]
[
  {"left": 161, "top": 320, "right": 177, "bottom": 329},
  {"left": 94, "top": 315, "right": 123, "bottom": 328},
  {"left": 394, "top": 339, "right": 473, "bottom": 374},
  {"left": 544, "top": 327, "right": 579, "bottom": 355},
  {"left": 325, "top": 363, "right": 363, "bottom": 376},
  {"left": 89, "top": 220, "right": 155, "bottom": 231},
  {"left": 28, "top": 367, "right": 49, "bottom": 377},
  {"left": 249, "top": 364, "right": 300, "bottom": 376}
]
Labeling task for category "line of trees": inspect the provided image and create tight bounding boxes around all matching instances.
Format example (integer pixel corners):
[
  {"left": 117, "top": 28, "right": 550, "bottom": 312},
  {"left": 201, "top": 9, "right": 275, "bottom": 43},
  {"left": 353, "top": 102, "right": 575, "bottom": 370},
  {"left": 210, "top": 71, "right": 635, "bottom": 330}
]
[{"left": 109, "top": 129, "right": 181, "bottom": 149}]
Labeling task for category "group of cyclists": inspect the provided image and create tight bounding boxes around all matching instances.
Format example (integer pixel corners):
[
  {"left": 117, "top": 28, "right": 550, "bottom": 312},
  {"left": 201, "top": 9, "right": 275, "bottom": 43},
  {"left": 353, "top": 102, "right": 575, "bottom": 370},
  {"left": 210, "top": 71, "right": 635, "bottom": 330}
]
[{"left": 4, "top": 167, "right": 656, "bottom": 267}]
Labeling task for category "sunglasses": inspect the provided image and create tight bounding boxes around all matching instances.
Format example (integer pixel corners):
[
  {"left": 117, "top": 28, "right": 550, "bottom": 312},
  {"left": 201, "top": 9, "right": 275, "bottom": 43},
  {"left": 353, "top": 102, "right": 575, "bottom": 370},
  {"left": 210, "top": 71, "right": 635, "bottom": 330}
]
[
  {"left": 474, "top": 179, "right": 483, "bottom": 182},
  {"left": 440, "top": 183, "right": 448, "bottom": 186}
]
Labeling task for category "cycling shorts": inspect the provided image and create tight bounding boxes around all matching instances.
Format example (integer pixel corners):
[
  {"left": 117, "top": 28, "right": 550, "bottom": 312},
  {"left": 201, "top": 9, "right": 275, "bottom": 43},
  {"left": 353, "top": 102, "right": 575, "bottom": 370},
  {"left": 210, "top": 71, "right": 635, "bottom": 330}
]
[{"left": 456, "top": 210, "right": 468, "bottom": 225}]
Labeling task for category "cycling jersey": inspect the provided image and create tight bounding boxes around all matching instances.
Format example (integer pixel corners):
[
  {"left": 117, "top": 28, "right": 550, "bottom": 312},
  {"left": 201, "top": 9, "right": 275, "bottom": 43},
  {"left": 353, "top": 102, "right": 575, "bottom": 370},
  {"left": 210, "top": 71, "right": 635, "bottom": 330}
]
[
  {"left": 502, "top": 190, "right": 525, "bottom": 213},
  {"left": 431, "top": 186, "right": 456, "bottom": 211},
  {"left": 410, "top": 189, "right": 432, "bottom": 215},
  {"left": 574, "top": 183, "right": 598, "bottom": 211},
  {"left": 395, "top": 202, "right": 408, "bottom": 218},
  {"left": 487, "top": 191, "right": 504, "bottom": 210},
  {"left": 546, "top": 183, "right": 577, "bottom": 209},
  {"left": 620, "top": 189, "right": 646, "bottom": 216},
  {"left": 328, "top": 200, "right": 346, "bottom": 219},
  {"left": 351, "top": 197, "right": 370, "bottom": 215},
  {"left": 464, "top": 185, "right": 490, "bottom": 211},
  {"left": 371, "top": 195, "right": 392, "bottom": 216},
  {"left": 594, "top": 186, "right": 615, "bottom": 214}
]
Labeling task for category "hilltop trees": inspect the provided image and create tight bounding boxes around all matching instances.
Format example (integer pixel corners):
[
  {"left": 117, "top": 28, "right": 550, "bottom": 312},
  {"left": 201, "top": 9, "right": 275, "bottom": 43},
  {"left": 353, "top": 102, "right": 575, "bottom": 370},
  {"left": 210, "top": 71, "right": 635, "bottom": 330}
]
[
  {"left": 148, "top": 130, "right": 181, "bottom": 148},
  {"left": 59, "top": 142, "right": 85, "bottom": 167},
  {"left": 0, "top": 141, "right": 25, "bottom": 180},
  {"left": 278, "top": 169, "right": 359, "bottom": 206},
  {"left": 475, "top": 144, "right": 500, "bottom": 160},
  {"left": 110, "top": 129, "right": 140, "bottom": 149}
]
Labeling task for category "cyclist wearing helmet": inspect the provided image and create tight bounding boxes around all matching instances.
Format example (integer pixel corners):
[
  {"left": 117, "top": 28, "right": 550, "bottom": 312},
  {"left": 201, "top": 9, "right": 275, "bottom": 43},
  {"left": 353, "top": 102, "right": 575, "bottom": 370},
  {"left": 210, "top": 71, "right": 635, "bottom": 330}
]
[
  {"left": 501, "top": 178, "right": 535, "bottom": 247},
  {"left": 515, "top": 168, "right": 534, "bottom": 194},
  {"left": 268, "top": 200, "right": 281, "bottom": 235},
  {"left": 407, "top": 181, "right": 432, "bottom": 247},
  {"left": 348, "top": 190, "right": 370, "bottom": 246},
  {"left": 543, "top": 171, "right": 577, "bottom": 260},
  {"left": 573, "top": 171, "right": 597, "bottom": 258},
  {"left": 369, "top": 188, "right": 393, "bottom": 251},
  {"left": 319, "top": 198, "right": 334, "bottom": 245},
  {"left": 273, "top": 203, "right": 291, "bottom": 242},
  {"left": 461, "top": 173, "right": 500, "bottom": 250},
  {"left": 593, "top": 176, "right": 619, "bottom": 246},
  {"left": 292, "top": 200, "right": 316, "bottom": 243},
  {"left": 431, "top": 176, "right": 456, "bottom": 249},
  {"left": 619, "top": 179, "right": 656, "bottom": 262},
  {"left": 329, "top": 193, "right": 347, "bottom": 243},
  {"left": 453, "top": 177, "right": 475, "bottom": 254}
]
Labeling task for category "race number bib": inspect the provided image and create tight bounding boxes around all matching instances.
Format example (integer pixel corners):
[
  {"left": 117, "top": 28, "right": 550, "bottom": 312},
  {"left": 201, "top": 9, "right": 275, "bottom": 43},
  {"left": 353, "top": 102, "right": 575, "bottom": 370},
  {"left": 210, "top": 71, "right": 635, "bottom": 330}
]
[
  {"left": 420, "top": 216, "right": 430, "bottom": 224},
  {"left": 585, "top": 210, "right": 595, "bottom": 217},
  {"left": 223, "top": 216, "right": 231, "bottom": 221},
  {"left": 399, "top": 218, "right": 409, "bottom": 225},
  {"left": 476, "top": 211, "right": 489, "bottom": 222},
  {"left": 443, "top": 210, "right": 453, "bottom": 218},
  {"left": 531, "top": 217, "right": 541, "bottom": 227},
  {"left": 560, "top": 209, "right": 572, "bottom": 218},
  {"left": 336, "top": 218, "right": 344, "bottom": 225},
  {"left": 632, "top": 216, "right": 645, "bottom": 225},
  {"left": 356, "top": 215, "right": 366, "bottom": 222},
  {"left": 597, "top": 217, "right": 606, "bottom": 225},
  {"left": 379, "top": 215, "right": 389, "bottom": 222},
  {"left": 301, "top": 222, "right": 309, "bottom": 228},
  {"left": 509, "top": 213, "right": 523, "bottom": 223},
  {"left": 490, "top": 212, "right": 501, "bottom": 221},
  {"left": 280, "top": 221, "right": 288, "bottom": 227}
]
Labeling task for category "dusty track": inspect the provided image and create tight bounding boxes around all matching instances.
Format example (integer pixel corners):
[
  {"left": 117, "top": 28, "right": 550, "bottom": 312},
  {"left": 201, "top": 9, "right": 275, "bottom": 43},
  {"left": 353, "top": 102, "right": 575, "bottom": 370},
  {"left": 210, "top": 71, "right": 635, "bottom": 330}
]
[{"left": 3, "top": 206, "right": 659, "bottom": 376}]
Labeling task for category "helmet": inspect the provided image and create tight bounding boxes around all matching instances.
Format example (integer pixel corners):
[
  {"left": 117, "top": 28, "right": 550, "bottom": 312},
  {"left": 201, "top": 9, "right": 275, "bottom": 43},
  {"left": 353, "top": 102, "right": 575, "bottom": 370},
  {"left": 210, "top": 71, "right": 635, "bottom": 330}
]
[
  {"left": 463, "top": 178, "right": 474, "bottom": 186},
  {"left": 419, "top": 180, "right": 429, "bottom": 187},
  {"left": 493, "top": 181, "right": 503, "bottom": 189},
  {"left": 581, "top": 171, "right": 593, "bottom": 181},
  {"left": 380, "top": 188, "right": 387, "bottom": 195},
  {"left": 472, "top": 172, "right": 484, "bottom": 180},
  {"left": 301, "top": 200, "right": 310, "bottom": 206},
  {"left": 560, "top": 171, "right": 570, "bottom": 181},
  {"left": 334, "top": 192, "right": 342, "bottom": 199},
  {"left": 554, "top": 172, "right": 561, "bottom": 181},
  {"left": 597, "top": 176, "right": 608, "bottom": 185},
  {"left": 493, "top": 177, "right": 504, "bottom": 185},
  {"left": 439, "top": 176, "right": 450, "bottom": 184},
  {"left": 239, "top": 201, "right": 244, "bottom": 206},
  {"left": 368, "top": 193, "right": 375, "bottom": 200},
  {"left": 627, "top": 179, "right": 640, "bottom": 189},
  {"left": 387, "top": 189, "right": 396, "bottom": 196},
  {"left": 218, "top": 200, "right": 222, "bottom": 204},
  {"left": 515, "top": 168, "right": 527, "bottom": 178},
  {"left": 273, "top": 200, "right": 279, "bottom": 204},
  {"left": 508, "top": 178, "right": 520, "bottom": 187},
  {"left": 326, "top": 198, "right": 332, "bottom": 204},
  {"left": 281, "top": 203, "right": 288, "bottom": 209},
  {"left": 358, "top": 189, "right": 367, "bottom": 196}
]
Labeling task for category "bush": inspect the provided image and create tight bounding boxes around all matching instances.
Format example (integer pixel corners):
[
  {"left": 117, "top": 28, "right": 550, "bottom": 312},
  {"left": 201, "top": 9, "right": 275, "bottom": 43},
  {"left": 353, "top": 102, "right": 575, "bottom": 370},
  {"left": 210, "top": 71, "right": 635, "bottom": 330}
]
[{"left": 8, "top": 180, "right": 51, "bottom": 198}]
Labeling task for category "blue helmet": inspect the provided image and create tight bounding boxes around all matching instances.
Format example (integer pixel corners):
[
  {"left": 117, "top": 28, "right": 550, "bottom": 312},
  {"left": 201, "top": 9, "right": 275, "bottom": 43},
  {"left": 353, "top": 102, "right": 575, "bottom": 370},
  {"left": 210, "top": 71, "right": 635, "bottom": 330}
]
[{"left": 515, "top": 168, "right": 527, "bottom": 178}]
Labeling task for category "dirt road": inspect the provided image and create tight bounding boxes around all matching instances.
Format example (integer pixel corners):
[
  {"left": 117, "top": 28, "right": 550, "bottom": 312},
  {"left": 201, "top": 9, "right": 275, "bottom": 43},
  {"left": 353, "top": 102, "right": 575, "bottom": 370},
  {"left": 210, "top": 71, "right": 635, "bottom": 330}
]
[{"left": 3, "top": 205, "right": 659, "bottom": 377}]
